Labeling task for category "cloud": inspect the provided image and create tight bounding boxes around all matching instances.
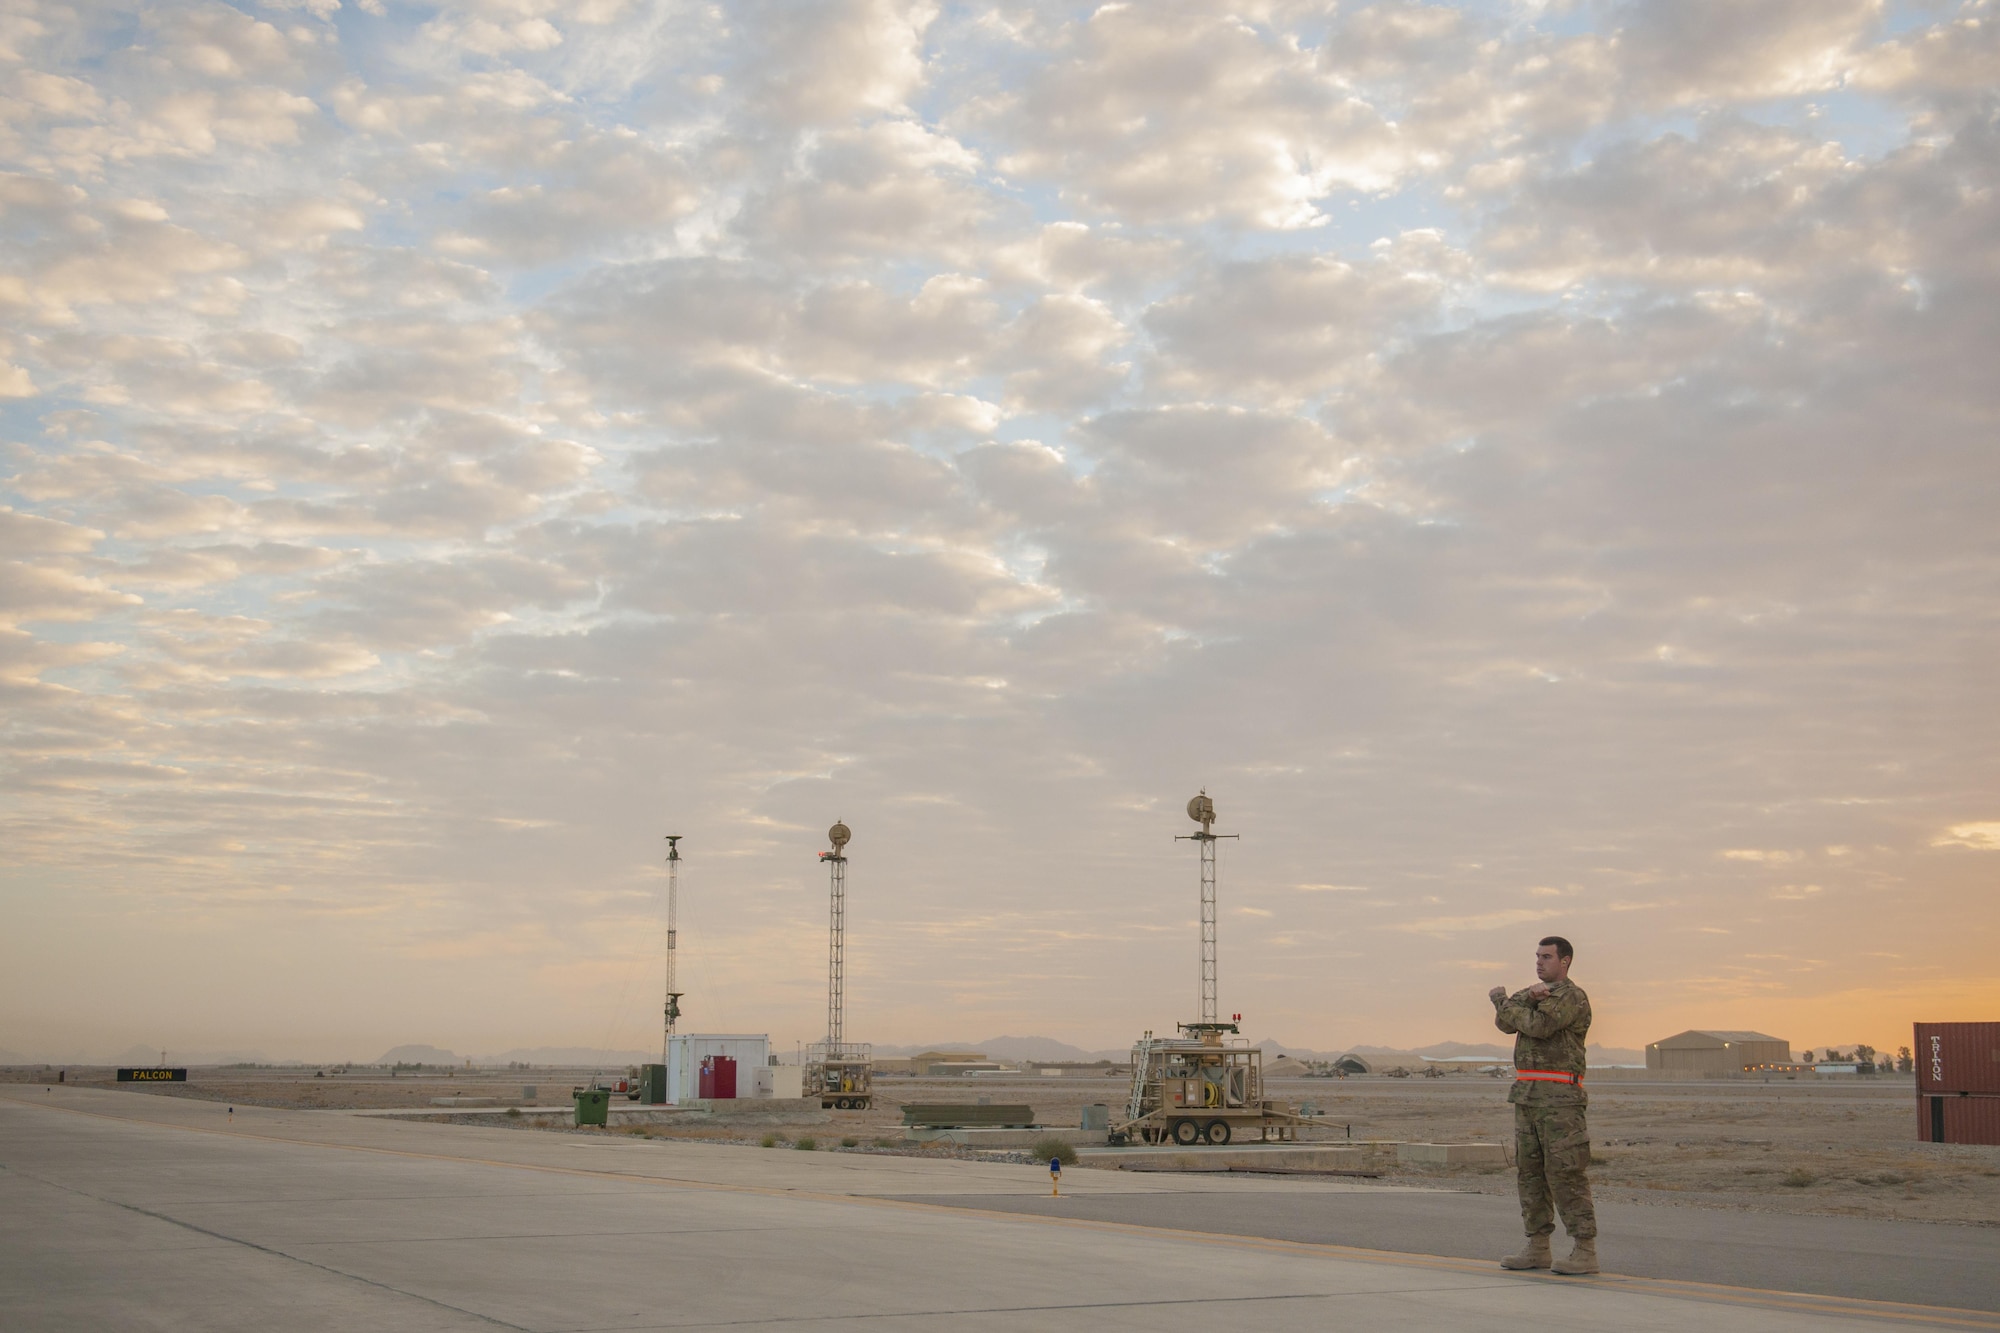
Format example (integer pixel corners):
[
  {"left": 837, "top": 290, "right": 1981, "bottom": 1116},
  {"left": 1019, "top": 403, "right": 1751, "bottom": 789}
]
[
  {"left": 311, "top": 552, "right": 595, "bottom": 651},
  {"left": 1478, "top": 120, "right": 1876, "bottom": 292},
  {"left": 736, "top": 0, "right": 939, "bottom": 127},
  {"left": 741, "top": 118, "right": 992, "bottom": 265},
  {"left": 1853, "top": 12, "right": 2000, "bottom": 100},
  {"left": 0, "top": 625, "right": 127, "bottom": 686},
  {"left": 1933, "top": 823, "right": 2000, "bottom": 851},
  {"left": 0, "top": 560, "right": 143, "bottom": 626},
  {"left": 5, "top": 184, "right": 246, "bottom": 323},
  {"left": 0, "top": 507, "right": 101, "bottom": 556},
  {"left": 1391, "top": 909, "right": 1562, "bottom": 936},
  {"left": 440, "top": 135, "right": 701, "bottom": 264},
  {"left": 964, "top": 2, "right": 1409, "bottom": 227},
  {"left": 1145, "top": 237, "right": 1461, "bottom": 397},
  {"left": 1613, "top": 0, "right": 1880, "bottom": 106},
  {"left": 423, "top": 11, "right": 565, "bottom": 57},
  {"left": 1, "top": 0, "right": 1996, "bottom": 1063}
]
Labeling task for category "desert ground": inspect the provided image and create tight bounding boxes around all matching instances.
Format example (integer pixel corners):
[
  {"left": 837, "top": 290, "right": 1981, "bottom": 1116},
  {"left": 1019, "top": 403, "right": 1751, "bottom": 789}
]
[{"left": 9, "top": 1065, "right": 1992, "bottom": 1227}]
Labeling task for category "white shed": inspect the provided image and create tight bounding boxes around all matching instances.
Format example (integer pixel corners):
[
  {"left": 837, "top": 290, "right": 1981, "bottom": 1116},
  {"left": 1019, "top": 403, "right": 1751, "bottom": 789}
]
[{"left": 665, "top": 1034, "right": 771, "bottom": 1105}]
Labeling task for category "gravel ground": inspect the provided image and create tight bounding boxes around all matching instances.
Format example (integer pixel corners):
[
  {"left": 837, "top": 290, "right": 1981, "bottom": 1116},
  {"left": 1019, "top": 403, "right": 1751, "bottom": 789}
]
[{"left": 11, "top": 1066, "right": 1994, "bottom": 1224}]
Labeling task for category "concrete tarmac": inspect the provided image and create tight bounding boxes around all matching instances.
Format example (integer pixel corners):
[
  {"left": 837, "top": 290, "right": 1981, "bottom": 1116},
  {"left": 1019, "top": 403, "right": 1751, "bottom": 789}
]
[
  {"left": 3, "top": 1086, "right": 1994, "bottom": 1332},
  {"left": 901, "top": 1188, "right": 2000, "bottom": 1312}
]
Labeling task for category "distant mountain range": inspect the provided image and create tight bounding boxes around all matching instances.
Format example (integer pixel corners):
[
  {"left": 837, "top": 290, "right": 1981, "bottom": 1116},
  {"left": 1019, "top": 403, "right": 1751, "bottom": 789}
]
[
  {"left": 875, "top": 1036, "right": 1648, "bottom": 1065},
  {"left": 1, "top": 1036, "right": 1645, "bottom": 1068},
  {"left": 377, "top": 1045, "right": 654, "bottom": 1067},
  {"left": 376, "top": 1045, "right": 463, "bottom": 1065},
  {"left": 871, "top": 1036, "right": 1129, "bottom": 1062},
  {"left": 475, "top": 1046, "right": 658, "bottom": 1067},
  {"left": 108, "top": 1045, "right": 284, "bottom": 1066},
  {"left": 1339, "top": 1041, "right": 1646, "bottom": 1065}
]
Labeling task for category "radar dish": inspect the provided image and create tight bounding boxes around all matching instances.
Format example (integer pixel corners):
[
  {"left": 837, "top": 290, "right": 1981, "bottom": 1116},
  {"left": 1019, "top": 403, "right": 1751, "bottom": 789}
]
[
  {"left": 1187, "top": 792, "right": 1215, "bottom": 824},
  {"left": 828, "top": 821, "right": 851, "bottom": 849}
]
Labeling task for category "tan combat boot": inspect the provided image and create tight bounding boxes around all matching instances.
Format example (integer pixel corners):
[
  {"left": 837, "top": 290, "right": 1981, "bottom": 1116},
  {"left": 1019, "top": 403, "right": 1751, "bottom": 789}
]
[
  {"left": 1551, "top": 1238, "right": 1599, "bottom": 1275},
  {"left": 1499, "top": 1235, "right": 1551, "bottom": 1270}
]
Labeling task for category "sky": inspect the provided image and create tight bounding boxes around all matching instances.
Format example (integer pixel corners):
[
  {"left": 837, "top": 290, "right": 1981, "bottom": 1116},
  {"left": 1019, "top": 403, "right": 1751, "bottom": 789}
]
[{"left": 2, "top": 0, "right": 1997, "bottom": 1065}]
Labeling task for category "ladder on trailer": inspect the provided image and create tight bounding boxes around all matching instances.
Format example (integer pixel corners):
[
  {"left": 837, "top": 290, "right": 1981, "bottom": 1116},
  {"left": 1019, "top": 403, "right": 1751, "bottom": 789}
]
[{"left": 1126, "top": 1033, "right": 1158, "bottom": 1123}]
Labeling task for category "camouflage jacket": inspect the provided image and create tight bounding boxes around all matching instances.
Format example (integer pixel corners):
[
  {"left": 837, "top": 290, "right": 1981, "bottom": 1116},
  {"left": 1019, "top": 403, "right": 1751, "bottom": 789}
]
[{"left": 1493, "top": 978, "right": 1591, "bottom": 1106}]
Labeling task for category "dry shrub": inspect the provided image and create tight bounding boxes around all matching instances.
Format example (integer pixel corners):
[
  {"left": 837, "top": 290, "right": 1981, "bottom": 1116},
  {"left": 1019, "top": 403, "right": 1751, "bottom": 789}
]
[{"left": 1032, "top": 1138, "right": 1078, "bottom": 1165}]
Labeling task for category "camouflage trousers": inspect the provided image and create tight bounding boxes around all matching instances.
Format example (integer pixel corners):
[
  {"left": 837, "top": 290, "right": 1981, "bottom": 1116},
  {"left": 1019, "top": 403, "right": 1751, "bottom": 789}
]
[{"left": 1515, "top": 1103, "right": 1596, "bottom": 1240}]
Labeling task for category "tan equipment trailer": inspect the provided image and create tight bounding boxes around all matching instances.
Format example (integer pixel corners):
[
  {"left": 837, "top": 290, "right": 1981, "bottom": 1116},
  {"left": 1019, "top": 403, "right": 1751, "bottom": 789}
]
[
  {"left": 807, "top": 1041, "right": 873, "bottom": 1110},
  {"left": 1108, "top": 1023, "right": 1310, "bottom": 1146}
]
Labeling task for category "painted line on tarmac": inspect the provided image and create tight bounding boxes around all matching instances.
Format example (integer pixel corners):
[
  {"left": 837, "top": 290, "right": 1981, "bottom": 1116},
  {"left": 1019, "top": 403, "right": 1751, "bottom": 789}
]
[{"left": 9, "top": 1091, "right": 1997, "bottom": 1331}]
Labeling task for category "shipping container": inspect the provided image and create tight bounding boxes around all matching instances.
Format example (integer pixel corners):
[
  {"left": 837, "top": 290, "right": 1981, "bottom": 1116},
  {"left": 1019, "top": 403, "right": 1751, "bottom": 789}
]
[
  {"left": 1916, "top": 1091, "right": 2000, "bottom": 1146},
  {"left": 1913, "top": 1022, "right": 2000, "bottom": 1095}
]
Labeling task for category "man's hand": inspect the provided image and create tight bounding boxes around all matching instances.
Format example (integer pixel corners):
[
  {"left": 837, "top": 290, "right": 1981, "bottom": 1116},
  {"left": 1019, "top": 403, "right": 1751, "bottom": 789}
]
[
  {"left": 1488, "top": 985, "right": 1507, "bottom": 1004},
  {"left": 1525, "top": 982, "right": 1551, "bottom": 1000}
]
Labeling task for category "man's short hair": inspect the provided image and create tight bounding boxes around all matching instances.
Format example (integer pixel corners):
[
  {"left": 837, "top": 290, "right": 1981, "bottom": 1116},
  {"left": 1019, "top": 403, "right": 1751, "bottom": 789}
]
[{"left": 1539, "top": 935, "right": 1574, "bottom": 962}]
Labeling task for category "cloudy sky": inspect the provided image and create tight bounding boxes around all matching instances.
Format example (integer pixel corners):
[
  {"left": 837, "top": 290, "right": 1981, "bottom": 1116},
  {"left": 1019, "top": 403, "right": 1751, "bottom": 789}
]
[{"left": 3, "top": 0, "right": 1997, "bottom": 1064}]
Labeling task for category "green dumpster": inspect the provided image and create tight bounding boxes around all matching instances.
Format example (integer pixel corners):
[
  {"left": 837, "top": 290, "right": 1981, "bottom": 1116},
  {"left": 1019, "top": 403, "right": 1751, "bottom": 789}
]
[{"left": 573, "top": 1088, "right": 610, "bottom": 1127}]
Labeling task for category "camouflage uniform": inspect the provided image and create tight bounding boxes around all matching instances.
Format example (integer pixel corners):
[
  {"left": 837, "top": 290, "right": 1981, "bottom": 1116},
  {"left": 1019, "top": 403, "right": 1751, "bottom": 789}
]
[{"left": 1493, "top": 979, "right": 1595, "bottom": 1242}]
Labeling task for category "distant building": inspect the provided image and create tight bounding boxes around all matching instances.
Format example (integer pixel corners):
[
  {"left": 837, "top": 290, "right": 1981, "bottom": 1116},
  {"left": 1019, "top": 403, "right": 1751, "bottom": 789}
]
[
  {"left": 871, "top": 1050, "right": 986, "bottom": 1076},
  {"left": 1646, "top": 1030, "right": 1791, "bottom": 1074},
  {"left": 926, "top": 1061, "right": 1009, "bottom": 1077}
]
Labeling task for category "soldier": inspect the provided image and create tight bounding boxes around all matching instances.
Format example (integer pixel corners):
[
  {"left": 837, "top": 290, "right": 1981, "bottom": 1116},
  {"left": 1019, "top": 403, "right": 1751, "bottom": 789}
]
[{"left": 1488, "top": 935, "right": 1597, "bottom": 1275}]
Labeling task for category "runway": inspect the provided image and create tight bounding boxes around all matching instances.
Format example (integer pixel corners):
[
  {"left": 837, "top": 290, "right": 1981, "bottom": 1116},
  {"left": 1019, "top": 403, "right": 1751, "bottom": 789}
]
[{"left": 2, "top": 1086, "right": 1993, "bottom": 1331}]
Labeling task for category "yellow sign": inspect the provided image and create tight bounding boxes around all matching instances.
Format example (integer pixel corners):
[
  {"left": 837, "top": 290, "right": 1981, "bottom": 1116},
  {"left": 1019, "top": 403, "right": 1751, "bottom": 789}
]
[{"left": 116, "top": 1068, "right": 187, "bottom": 1082}]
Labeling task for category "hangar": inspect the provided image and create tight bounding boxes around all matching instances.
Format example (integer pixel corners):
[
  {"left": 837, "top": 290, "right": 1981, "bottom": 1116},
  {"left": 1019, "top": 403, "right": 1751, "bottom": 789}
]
[{"left": 1646, "top": 1030, "right": 1791, "bottom": 1073}]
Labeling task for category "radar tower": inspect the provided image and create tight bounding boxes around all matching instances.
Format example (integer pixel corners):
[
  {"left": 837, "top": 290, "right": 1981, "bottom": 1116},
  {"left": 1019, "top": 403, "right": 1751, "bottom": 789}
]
[
  {"left": 808, "top": 821, "right": 871, "bottom": 1108},
  {"left": 1177, "top": 792, "right": 1238, "bottom": 1026},
  {"left": 819, "top": 822, "right": 851, "bottom": 1045},
  {"left": 661, "top": 834, "right": 683, "bottom": 1065}
]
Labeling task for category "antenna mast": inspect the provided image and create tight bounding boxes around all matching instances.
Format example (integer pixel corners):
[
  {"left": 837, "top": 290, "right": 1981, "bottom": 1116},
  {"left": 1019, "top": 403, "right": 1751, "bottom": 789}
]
[
  {"left": 819, "top": 822, "right": 851, "bottom": 1046},
  {"left": 662, "top": 835, "right": 683, "bottom": 1065},
  {"left": 1177, "top": 791, "right": 1237, "bottom": 1026}
]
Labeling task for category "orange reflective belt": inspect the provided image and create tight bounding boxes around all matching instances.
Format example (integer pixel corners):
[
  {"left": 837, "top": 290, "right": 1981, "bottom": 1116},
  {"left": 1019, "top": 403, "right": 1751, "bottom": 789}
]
[{"left": 1514, "top": 1069, "right": 1581, "bottom": 1085}]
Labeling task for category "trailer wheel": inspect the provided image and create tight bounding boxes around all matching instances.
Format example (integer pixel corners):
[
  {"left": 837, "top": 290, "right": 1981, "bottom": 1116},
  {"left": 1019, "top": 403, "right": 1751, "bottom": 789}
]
[
  {"left": 835, "top": 1098, "right": 851, "bottom": 1110},
  {"left": 1171, "top": 1118, "right": 1201, "bottom": 1146},
  {"left": 1204, "top": 1119, "right": 1232, "bottom": 1146}
]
